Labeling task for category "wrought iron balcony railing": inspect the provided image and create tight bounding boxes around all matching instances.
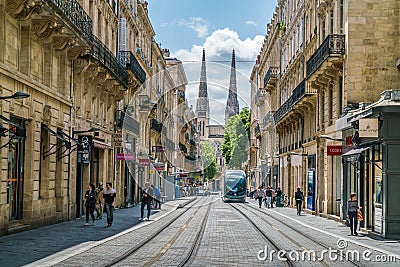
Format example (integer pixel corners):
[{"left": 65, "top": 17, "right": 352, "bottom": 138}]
[
  {"left": 150, "top": 119, "right": 162, "bottom": 133},
  {"left": 306, "top": 34, "right": 345, "bottom": 78},
  {"left": 89, "top": 36, "right": 128, "bottom": 88},
  {"left": 263, "top": 111, "right": 273, "bottom": 126},
  {"left": 119, "top": 51, "right": 146, "bottom": 84},
  {"left": 264, "top": 67, "right": 279, "bottom": 87},
  {"left": 273, "top": 79, "right": 308, "bottom": 123},
  {"left": 47, "top": 0, "right": 93, "bottom": 42},
  {"left": 254, "top": 124, "right": 261, "bottom": 137}
]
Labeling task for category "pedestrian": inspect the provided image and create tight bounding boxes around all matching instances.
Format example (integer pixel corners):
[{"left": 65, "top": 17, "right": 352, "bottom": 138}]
[
  {"left": 347, "top": 192, "right": 359, "bottom": 236},
  {"left": 84, "top": 183, "right": 97, "bottom": 226},
  {"left": 295, "top": 187, "right": 304, "bottom": 215},
  {"left": 276, "top": 187, "right": 282, "bottom": 207},
  {"left": 140, "top": 182, "right": 153, "bottom": 221},
  {"left": 153, "top": 185, "right": 161, "bottom": 209},
  {"left": 265, "top": 186, "right": 272, "bottom": 208},
  {"left": 95, "top": 182, "right": 104, "bottom": 219},
  {"left": 257, "top": 186, "right": 264, "bottom": 208},
  {"left": 103, "top": 182, "right": 116, "bottom": 227}
]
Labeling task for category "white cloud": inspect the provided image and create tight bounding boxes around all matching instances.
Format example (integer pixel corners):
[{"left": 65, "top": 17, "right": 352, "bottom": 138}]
[
  {"left": 245, "top": 20, "right": 258, "bottom": 26},
  {"left": 172, "top": 28, "right": 264, "bottom": 61},
  {"left": 178, "top": 17, "right": 209, "bottom": 38}
]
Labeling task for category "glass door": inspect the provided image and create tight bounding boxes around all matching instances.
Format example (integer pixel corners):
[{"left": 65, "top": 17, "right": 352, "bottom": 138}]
[{"left": 7, "top": 117, "right": 25, "bottom": 220}]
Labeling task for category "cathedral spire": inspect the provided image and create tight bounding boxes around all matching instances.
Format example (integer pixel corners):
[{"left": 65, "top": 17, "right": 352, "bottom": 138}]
[
  {"left": 225, "top": 49, "right": 240, "bottom": 125},
  {"left": 196, "top": 49, "right": 210, "bottom": 138}
]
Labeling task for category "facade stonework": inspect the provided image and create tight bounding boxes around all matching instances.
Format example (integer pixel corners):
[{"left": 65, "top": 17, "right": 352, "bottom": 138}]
[{"left": 250, "top": 0, "right": 400, "bottom": 237}]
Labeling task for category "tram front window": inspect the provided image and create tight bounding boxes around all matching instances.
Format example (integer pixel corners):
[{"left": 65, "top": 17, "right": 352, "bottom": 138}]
[{"left": 226, "top": 177, "right": 245, "bottom": 193}]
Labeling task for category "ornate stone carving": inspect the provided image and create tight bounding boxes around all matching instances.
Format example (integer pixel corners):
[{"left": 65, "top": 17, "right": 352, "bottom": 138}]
[
  {"left": 6, "top": 0, "right": 42, "bottom": 20},
  {"left": 53, "top": 37, "right": 76, "bottom": 51},
  {"left": 42, "top": 104, "right": 52, "bottom": 125},
  {"left": 32, "top": 19, "right": 63, "bottom": 39}
]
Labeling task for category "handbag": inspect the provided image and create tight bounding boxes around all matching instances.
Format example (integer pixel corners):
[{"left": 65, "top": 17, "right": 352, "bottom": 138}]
[
  {"left": 345, "top": 218, "right": 350, "bottom": 227},
  {"left": 357, "top": 210, "right": 364, "bottom": 221}
]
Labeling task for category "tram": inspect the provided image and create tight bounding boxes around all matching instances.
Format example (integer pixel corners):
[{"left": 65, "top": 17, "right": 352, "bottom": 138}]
[{"left": 222, "top": 170, "right": 247, "bottom": 202}]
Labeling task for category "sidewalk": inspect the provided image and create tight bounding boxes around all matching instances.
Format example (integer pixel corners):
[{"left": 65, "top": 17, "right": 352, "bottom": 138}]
[
  {"left": 248, "top": 199, "right": 400, "bottom": 258},
  {"left": 0, "top": 198, "right": 193, "bottom": 267}
]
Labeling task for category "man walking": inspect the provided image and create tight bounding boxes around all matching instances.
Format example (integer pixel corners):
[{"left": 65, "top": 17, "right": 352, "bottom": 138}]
[
  {"left": 103, "top": 182, "right": 116, "bottom": 227},
  {"left": 295, "top": 187, "right": 304, "bottom": 215},
  {"left": 265, "top": 186, "right": 272, "bottom": 209},
  {"left": 140, "top": 182, "right": 153, "bottom": 221},
  {"left": 257, "top": 186, "right": 264, "bottom": 208},
  {"left": 95, "top": 182, "right": 104, "bottom": 219}
]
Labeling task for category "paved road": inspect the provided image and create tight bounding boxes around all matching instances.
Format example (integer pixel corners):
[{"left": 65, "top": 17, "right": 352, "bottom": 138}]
[
  {"left": 0, "top": 198, "right": 193, "bottom": 267},
  {"left": 1, "top": 196, "right": 399, "bottom": 267}
]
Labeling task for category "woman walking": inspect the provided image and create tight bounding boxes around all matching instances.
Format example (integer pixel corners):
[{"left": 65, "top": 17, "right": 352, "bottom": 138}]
[
  {"left": 347, "top": 192, "right": 359, "bottom": 236},
  {"left": 84, "top": 183, "right": 97, "bottom": 226}
]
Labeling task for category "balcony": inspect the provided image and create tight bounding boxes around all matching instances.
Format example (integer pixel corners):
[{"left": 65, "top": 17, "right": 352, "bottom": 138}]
[
  {"left": 119, "top": 51, "right": 146, "bottom": 84},
  {"left": 46, "top": 0, "right": 93, "bottom": 42},
  {"left": 264, "top": 67, "right": 279, "bottom": 88},
  {"left": 88, "top": 36, "right": 128, "bottom": 88},
  {"left": 263, "top": 111, "right": 273, "bottom": 126},
  {"left": 150, "top": 119, "right": 162, "bottom": 133},
  {"left": 254, "top": 124, "right": 261, "bottom": 139},
  {"left": 306, "top": 34, "right": 345, "bottom": 78},
  {"left": 177, "top": 90, "right": 185, "bottom": 103},
  {"left": 273, "top": 79, "right": 311, "bottom": 124}
]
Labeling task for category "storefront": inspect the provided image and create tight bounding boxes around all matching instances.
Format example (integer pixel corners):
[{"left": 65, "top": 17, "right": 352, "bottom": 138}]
[{"left": 342, "top": 90, "right": 400, "bottom": 239}]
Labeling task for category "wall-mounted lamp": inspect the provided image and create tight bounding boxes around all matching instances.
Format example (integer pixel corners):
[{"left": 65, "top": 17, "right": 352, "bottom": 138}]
[
  {"left": 72, "top": 127, "right": 100, "bottom": 137},
  {"left": 0, "top": 91, "right": 30, "bottom": 100},
  {"left": 320, "top": 135, "right": 343, "bottom": 141}
]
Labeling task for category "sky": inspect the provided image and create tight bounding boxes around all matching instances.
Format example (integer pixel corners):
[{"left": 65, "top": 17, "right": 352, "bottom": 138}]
[{"left": 147, "top": 0, "right": 277, "bottom": 124}]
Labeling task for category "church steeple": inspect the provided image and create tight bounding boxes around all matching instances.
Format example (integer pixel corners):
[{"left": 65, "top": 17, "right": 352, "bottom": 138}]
[
  {"left": 225, "top": 49, "right": 240, "bottom": 125},
  {"left": 196, "top": 48, "right": 210, "bottom": 138}
]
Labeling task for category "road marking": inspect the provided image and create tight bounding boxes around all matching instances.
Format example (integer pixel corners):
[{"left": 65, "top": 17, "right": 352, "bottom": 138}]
[
  {"left": 217, "top": 219, "right": 240, "bottom": 222},
  {"left": 248, "top": 201, "right": 400, "bottom": 260}
]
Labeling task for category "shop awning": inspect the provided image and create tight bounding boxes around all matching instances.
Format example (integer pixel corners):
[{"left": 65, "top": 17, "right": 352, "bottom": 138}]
[
  {"left": 93, "top": 139, "right": 111, "bottom": 149},
  {"left": 342, "top": 147, "right": 369, "bottom": 163},
  {"left": 342, "top": 147, "right": 369, "bottom": 157}
]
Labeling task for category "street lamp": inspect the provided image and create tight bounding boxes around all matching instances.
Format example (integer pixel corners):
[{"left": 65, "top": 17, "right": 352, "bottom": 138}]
[
  {"left": 72, "top": 127, "right": 100, "bottom": 137},
  {"left": 0, "top": 91, "right": 30, "bottom": 100},
  {"left": 320, "top": 135, "right": 343, "bottom": 141}
]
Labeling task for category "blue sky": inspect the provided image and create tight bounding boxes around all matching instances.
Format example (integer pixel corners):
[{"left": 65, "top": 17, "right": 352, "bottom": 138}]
[{"left": 147, "top": 0, "right": 277, "bottom": 123}]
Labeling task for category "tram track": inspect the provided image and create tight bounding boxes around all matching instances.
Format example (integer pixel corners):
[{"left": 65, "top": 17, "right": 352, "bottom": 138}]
[
  {"left": 229, "top": 203, "right": 296, "bottom": 267},
  {"left": 241, "top": 203, "right": 364, "bottom": 267},
  {"left": 106, "top": 196, "right": 213, "bottom": 267}
]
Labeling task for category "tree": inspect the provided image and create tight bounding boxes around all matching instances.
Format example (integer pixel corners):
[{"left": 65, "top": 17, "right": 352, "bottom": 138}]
[
  {"left": 222, "top": 107, "right": 250, "bottom": 168},
  {"left": 200, "top": 141, "right": 217, "bottom": 180}
]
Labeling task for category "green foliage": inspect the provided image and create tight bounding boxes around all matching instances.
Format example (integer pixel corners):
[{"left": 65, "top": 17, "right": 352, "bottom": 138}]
[
  {"left": 201, "top": 141, "right": 217, "bottom": 180},
  {"left": 222, "top": 108, "right": 251, "bottom": 168}
]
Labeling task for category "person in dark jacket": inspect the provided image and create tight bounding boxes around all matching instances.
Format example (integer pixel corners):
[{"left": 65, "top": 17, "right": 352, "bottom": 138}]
[
  {"left": 103, "top": 182, "right": 117, "bottom": 227},
  {"left": 295, "top": 187, "right": 304, "bottom": 216},
  {"left": 140, "top": 182, "right": 154, "bottom": 221},
  {"left": 84, "top": 183, "right": 97, "bottom": 226},
  {"left": 276, "top": 187, "right": 282, "bottom": 207},
  {"left": 347, "top": 192, "right": 359, "bottom": 236}
]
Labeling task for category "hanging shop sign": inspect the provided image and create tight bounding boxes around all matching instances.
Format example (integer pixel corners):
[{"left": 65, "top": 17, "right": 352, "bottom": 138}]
[
  {"left": 327, "top": 145, "right": 342, "bottom": 156},
  {"left": 359, "top": 118, "right": 379, "bottom": 138},
  {"left": 139, "top": 158, "right": 150, "bottom": 166},
  {"left": 77, "top": 135, "right": 92, "bottom": 164},
  {"left": 116, "top": 153, "right": 135, "bottom": 161},
  {"left": 112, "top": 133, "right": 123, "bottom": 148}
]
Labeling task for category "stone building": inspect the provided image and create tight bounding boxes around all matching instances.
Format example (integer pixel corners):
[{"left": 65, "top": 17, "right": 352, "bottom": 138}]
[
  {"left": 252, "top": 0, "right": 400, "bottom": 236},
  {"left": 0, "top": 0, "right": 189, "bottom": 235}
]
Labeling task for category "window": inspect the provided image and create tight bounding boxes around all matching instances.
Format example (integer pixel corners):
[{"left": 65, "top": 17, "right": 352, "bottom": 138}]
[
  {"left": 330, "top": 10, "right": 334, "bottom": 34},
  {"left": 339, "top": 0, "right": 344, "bottom": 34},
  {"left": 321, "top": 91, "right": 325, "bottom": 129},
  {"left": 338, "top": 76, "right": 343, "bottom": 116}
]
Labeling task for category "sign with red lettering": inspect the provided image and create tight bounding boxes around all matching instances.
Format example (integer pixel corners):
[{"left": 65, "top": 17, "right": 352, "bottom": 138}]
[
  {"left": 139, "top": 158, "right": 150, "bottom": 166},
  {"left": 327, "top": 145, "right": 342, "bottom": 156},
  {"left": 116, "top": 153, "right": 135, "bottom": 161}
]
